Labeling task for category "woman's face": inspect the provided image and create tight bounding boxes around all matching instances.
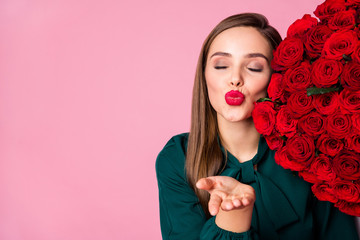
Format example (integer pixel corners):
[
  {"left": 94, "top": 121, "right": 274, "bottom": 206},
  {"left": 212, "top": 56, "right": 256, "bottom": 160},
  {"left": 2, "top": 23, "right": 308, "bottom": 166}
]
[{"left": 205, "top": 26, "right": 272, "bottom": 123}]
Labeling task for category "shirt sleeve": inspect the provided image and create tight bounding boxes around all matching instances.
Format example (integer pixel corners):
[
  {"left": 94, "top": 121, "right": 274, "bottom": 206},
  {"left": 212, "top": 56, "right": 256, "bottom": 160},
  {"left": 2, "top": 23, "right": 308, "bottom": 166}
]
[
  {"left": 155, "top": 135, "right": 253, "bottom": 240},
  {"left": 312, "top": 199, "right": 359, "bottom": 240},
  {"left": 200, "top": 217, "right": 253, "bottom": 240}
]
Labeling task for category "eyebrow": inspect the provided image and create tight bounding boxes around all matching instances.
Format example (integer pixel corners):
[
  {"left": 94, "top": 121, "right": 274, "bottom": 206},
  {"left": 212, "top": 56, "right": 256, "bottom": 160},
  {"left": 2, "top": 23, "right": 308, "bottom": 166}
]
[
  {"left": 246, "top": 53, "right": 269, "bottom": 62},
  {"left": 210, "top": 52, "right": 269, "bottom": 62},
  {"left": 210, "top": 52, "right": 232, "bottom": 58}
]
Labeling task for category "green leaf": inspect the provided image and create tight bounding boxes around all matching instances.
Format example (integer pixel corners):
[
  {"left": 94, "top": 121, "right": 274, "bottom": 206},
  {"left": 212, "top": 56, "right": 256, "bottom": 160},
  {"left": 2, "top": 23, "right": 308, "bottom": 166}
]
[
  {"left": 343, "top": 54, "right": 352, "bottom": 61},
  {"left": 279, "top": 135, "right": 287, "bottom": 141},
  {"left": 256, "top": 97, "right": 272, "bottom": 103},
  {"left": 306, "top": 87, "right": 339, "bottom": 96}
]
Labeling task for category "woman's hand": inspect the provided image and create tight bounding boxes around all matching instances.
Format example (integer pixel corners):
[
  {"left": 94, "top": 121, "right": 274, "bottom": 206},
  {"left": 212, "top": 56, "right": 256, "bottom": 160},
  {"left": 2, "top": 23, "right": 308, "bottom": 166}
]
[
  {"left": 196, "top": 176, "right": 255, "bottom": 216},
  {"left": 196, "top": 176, "right": 256, "bottom": 232}
]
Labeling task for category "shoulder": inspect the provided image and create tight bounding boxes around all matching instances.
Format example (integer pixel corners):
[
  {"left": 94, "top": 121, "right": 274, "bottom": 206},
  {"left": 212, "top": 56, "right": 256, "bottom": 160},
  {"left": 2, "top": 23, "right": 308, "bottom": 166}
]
[
  {"left": 155, "top": 133, "right": 189, "bottom": 182},
  {"left": 157, "top": 132, "right": 189, "bottom": 161}
]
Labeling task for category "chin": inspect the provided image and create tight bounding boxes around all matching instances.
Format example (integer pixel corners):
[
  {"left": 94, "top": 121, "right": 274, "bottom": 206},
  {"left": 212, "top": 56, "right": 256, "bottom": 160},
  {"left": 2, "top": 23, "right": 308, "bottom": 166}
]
[
  {"left": 225, "top": 114, "right": 251, "bottom": 122},
  {"left": 218, "top": 109, "right": 252, "bottom": 123}
]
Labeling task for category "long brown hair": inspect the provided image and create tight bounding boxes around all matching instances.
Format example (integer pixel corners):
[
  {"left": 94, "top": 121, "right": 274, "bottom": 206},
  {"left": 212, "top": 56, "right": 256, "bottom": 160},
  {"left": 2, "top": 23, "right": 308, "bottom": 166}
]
[{"left": 185, "top": 13, "right": 282, "bottom": 217}]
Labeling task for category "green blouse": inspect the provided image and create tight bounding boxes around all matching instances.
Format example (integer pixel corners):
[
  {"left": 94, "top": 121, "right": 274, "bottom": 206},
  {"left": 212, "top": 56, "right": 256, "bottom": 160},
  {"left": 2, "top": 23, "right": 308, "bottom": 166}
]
[{"left": 155, "top": 133, "right": 359, "bottom": 240}]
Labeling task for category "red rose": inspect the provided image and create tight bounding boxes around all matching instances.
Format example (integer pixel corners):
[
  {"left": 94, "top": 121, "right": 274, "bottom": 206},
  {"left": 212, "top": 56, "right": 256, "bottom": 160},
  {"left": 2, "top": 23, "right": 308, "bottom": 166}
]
[
  {"left": 283, "top": 61, "right": 312, "bottom": 91},
  {"left": 287, "top": 91, "right": 314, "bottom": 119},
  {"left": 285, "top": 134, "right": 315, "bottom": 170},
  {"left": 267, "top": 73, "right": 284, "bottom": 101},
  {"left": 333, "top": 179, "right": 360, "bottom": 203},
  {"left": 322, "top": 30, "right": 358, "bottom": 60},
  {"left": 298, "top": 171, "right": 321, "bottom": 184},
  {"left": 316, "top": 133, "right": 344, "bottom": 157},
  {"left": 271, "top": 38, "right": 304, "bottom": 71},
  {"left": 355, "top": 27, "right": 360, "bottom": 39},
  {"left": 333, "top": 150, "right": 360, "bottom": 180},
  {"left": 280, "top": 90, "right": 292, "bottom": 104},
  {"left": 312, "top": 91, "right": 339, "bottom": 115},
  {"left": 339, "top": 89, "right": 360, "bottom": 113},
  {"left": 249, "top": 0, "right": 360, "bottom": 214},
  {"left": 287, "top": 14, "right": 318, "bottom": 39},
  {"left": 345, "top": 133, "right": 360, "bottom": 153},
  {"left": 314, "top": 0, "right": 347, "bottom": 23},
  {"left": 274, "top": 146, "right": 287, "bottom": 166},
  {"left": 310, "top": 154, "right": 336, "bottom": 182},
  {"left": 264, "top": 132, "right": 284, "bottom": 150},
  {"left": 352, "top": 43, "right": 360, "bottom": 64},
  {"left": 252, "top": 101, "right": 276, "bottom": 136},
  {"left": 311, "top": 58, "right": 342, "bottom": 88},
  {"left": 326, "top": 112, "right": 352, "bottom": 138},
  {"left": 312, "top": 182, "right": 338, "bottom": 203},
  {"left": 275, "top": 105, "right": 298, "bottom": 138},
  {"left": 341, "top": 62, "right": 360, "bottom": 90},
  {"left": 305, "top": 25, "right": 333, "bottom": 59},
  {"left": 328, "top": 9, "right": 357, "bottom": 31},
  {"left": 346, "top": 0, "right": 360, "bottom": 6},
  {"left": 335, "top": 201, "right": 360, "bottom": 216},
  {"left": 275, "top": 146, "right": 307, "bottom": 171},
  {"left": 351, "top": 113, "right": 360, "bottom": 132},
  {"left": 356, "top": 8, "right": 360, "bottom": 25},
  {"left": 298, "top": 111, "right": 326, "bottom": 137}
]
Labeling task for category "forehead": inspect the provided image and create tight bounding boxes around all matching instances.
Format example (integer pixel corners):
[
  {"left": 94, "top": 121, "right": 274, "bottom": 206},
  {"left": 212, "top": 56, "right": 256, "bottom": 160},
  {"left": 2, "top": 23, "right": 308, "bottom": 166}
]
[{"left": 208, "top": 27, "right": 272, "bottom": 58}]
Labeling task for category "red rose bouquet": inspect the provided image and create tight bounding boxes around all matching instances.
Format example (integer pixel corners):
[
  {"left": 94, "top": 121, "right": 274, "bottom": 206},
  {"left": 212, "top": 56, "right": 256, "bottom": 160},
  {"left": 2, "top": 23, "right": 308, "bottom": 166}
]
[{"left": 252, "top": 0, "right": 360, "bottom": 216}]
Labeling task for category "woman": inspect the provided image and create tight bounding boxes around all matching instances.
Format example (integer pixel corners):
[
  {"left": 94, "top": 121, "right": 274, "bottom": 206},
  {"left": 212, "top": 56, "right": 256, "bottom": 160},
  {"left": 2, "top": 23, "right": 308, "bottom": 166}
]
[{"left": 156, "top": 13, "right": 358, "bottom": 239}]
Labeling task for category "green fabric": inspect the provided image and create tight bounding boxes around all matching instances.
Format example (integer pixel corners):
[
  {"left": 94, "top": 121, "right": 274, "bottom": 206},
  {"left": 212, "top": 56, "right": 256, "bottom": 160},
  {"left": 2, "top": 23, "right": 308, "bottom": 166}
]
[{"left": 155, "top": 133, "right": 359, "bottom": 240}]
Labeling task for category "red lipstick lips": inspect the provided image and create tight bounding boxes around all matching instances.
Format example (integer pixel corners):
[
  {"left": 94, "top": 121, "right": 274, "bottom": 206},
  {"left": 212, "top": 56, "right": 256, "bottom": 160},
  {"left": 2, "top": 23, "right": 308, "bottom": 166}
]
[{"left": 225, "top": 90, "right": 245, "bottom": 106}]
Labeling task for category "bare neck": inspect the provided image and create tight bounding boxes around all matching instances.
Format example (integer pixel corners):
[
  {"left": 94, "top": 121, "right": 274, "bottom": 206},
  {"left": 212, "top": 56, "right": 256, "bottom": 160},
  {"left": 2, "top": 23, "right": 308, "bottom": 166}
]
[{"left": 218, "top": 117, "right": 260, "bottom": 163}]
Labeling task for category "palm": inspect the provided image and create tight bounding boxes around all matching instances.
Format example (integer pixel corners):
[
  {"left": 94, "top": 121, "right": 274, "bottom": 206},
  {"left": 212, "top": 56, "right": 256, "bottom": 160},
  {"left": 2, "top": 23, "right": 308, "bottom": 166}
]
[{"left": 196, "top": 176, "right": 255, "bottom": 216}]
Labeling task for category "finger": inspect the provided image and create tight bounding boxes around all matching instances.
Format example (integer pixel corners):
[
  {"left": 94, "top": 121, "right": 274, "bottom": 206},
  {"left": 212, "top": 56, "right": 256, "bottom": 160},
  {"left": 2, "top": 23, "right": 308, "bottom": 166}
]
[
  {"left": 208, "top": 193, "right": 222, "bottom": 216},
  {"left": 241, "top": 197, "right": 250, "bottom": 206},
  {"left": 232, "top": 198, "right": 241, "bottom": 208},
  {"left": 241, "top": 193, "right": 255, "bottom": 206},
  {"left": 221, "top": 198, "right": 235, "bottom": 211},
  {"left": 196, "top": 178, "right": 215, "bottom": 191}
]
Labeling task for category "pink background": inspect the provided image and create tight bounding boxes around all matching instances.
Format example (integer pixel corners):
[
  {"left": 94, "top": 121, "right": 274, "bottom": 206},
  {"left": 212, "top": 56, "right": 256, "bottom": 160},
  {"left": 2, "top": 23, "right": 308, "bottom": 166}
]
[{"left": 1, "top": 0, "right": 359, "bottom": 239}]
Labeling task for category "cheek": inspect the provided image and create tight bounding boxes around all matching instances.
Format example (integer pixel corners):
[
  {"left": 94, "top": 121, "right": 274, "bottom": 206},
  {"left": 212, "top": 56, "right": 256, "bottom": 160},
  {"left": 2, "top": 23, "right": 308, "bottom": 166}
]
[
  {"left": 205, "top": 72, "right": 221, "bottom": 98},
  {"left": 205, "top": 80, "right": 225, "bottom": 112},
  {"left": 206, "top": 80, "right": 219, "bottom": 105},
  {"left": 254, "top": 78, "right": 270, "bottom": 93},
  {"left": 249, "top": 78, "right": 270, "bottom": 99},
  {"left": 259, "top": 75, "right": 271, "bottom": 89}
]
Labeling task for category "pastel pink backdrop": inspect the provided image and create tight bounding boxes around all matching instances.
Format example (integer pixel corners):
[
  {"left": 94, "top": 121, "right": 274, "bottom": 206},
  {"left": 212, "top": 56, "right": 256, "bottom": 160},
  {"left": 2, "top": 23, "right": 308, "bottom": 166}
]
[{"left": 1, "top": 0, "right": 359, "bottom": 239}]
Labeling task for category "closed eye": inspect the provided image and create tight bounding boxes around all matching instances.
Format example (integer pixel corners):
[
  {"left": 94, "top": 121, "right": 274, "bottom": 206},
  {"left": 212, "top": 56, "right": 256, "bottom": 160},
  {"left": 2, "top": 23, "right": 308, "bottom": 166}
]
[
  {"left": 248, "top": 68, "right": 262, "bottom": 72},
  {"left": 214, "top": 66, "right": 228, "bottom": 70}
]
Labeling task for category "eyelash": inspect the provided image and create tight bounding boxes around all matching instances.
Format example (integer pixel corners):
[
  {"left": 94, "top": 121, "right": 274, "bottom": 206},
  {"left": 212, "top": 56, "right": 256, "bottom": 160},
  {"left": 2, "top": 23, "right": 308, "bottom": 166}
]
[
  {"left": 214, "top": 66, "right": 228, "bottom": 70},
  {"left": 248, "top": 68, "right": 262, "bottom": 72},
  {"left": 213, "top": 65, "right": 263, "bottom": 72}
]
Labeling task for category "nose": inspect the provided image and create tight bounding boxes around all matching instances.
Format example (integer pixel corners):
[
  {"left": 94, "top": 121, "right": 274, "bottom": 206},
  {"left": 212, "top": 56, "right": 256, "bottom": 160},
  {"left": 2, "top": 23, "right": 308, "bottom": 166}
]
[
  {"left": 230, "top": 69, "right": 243, "bottom": 87},
  {"left": 231, "top": 79, "right": 242, "bottom": 87}
]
